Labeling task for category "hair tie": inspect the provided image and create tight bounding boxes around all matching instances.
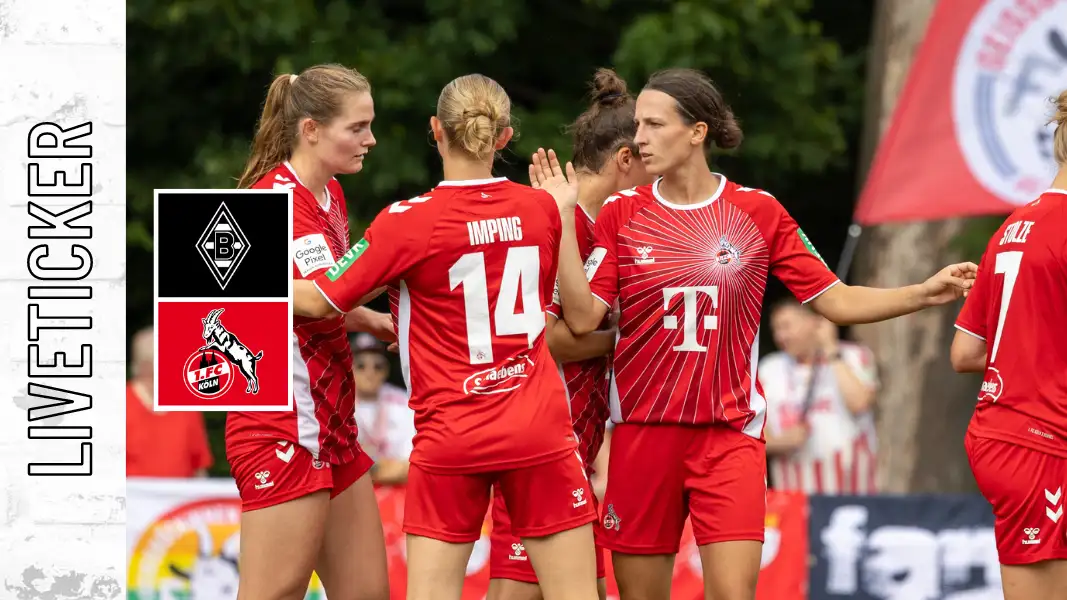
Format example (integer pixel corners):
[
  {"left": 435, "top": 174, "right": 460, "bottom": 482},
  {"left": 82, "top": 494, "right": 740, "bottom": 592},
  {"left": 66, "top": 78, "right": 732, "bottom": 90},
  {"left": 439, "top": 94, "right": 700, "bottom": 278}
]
[
  {"left": 289, "top": 74, "right": 298, "bottom": 84},
  {"left": 600, "top": 92, "right": 623, "bottom": 102}
]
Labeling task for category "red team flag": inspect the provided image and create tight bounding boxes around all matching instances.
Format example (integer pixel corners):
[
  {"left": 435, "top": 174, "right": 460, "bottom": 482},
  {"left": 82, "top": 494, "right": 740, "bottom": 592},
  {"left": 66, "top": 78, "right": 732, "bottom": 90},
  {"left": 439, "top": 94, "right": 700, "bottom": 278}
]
[{"left": 854, "top": 0, "right": 1065, "bottom": 224}]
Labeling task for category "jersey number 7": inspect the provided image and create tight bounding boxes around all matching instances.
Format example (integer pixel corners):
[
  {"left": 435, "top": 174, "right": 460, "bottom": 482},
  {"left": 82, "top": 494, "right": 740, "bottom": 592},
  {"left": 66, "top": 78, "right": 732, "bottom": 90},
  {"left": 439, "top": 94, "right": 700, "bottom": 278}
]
[
  {"left": 990, "top": 251, "right": 1023, "bottom": 364},
  {"left": 449, "top": 246, "right": 544, "bottom": 365}
]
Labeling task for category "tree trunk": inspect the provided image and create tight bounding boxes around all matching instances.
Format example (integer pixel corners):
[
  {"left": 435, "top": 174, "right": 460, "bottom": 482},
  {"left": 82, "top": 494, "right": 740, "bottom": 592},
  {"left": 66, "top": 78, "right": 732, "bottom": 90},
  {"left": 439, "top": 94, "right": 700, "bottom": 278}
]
[{"left": 851, "top": 0, "right": 983, "bottom": 493}]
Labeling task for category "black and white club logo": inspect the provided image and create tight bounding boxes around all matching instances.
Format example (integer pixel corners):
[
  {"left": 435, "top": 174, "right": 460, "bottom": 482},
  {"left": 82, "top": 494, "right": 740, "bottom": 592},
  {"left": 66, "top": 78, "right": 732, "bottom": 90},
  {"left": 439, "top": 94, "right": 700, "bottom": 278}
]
[{"left": 196, "top": 202, "right": 251, "bottom": 289}]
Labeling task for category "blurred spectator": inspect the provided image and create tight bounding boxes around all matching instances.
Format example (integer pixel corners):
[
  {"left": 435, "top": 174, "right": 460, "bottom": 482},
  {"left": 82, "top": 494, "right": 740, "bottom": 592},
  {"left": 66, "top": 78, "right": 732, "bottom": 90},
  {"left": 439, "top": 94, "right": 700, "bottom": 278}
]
[
  {"left": 350, "top": 333, "right": 415, "bottom": 485},
  {"left": 760, "top": 299, "right": 879, "bottom": 495},
  {"left": 126, "top": 326, "right": 214, "bottom": 478}
]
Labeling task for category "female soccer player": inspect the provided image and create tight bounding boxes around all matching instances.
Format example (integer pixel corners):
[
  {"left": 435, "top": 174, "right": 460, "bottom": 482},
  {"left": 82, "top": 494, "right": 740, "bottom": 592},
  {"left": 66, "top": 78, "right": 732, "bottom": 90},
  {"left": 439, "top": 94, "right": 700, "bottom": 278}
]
[
  {"left": 487, "top": 68, "right": 653, "bottom": 600},
  {"left": 950, "top": 90, "right": 1067, "bottom": 600},
  {"left": 291, "top": 73, "right": 600, "bottom": 600},
  {"left": 227, "top": 64, "right": 390, "bottom": 600},
  {"left": 538, "top": 67, "right": 978, "bottom": 600}
]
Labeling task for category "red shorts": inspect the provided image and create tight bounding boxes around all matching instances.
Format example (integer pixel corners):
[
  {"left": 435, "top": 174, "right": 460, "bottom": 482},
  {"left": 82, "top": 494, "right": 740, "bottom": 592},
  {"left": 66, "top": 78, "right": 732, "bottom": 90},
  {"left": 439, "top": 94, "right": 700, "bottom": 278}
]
[
  {"left": 229, "top": 439, "right": 374, "bottom": 512},
  {"left": 600, "top": 424, "right": 766, "bottom": 554},
  {"left": 489, "top": 483, "right": 606, "bottom": 582},
  {"left": 966, "top": 431, "right": 1067, "bottom": 565},
  {"left": 404, "top": 451, "right": 597, "bottom": 543}
]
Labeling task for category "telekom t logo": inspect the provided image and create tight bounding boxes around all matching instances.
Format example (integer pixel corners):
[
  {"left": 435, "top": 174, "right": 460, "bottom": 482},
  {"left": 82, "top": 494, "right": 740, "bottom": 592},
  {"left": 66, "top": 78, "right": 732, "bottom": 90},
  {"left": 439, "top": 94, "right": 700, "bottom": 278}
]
[{"left": 662, "top": 286, "right": 718, "bottom": 351}]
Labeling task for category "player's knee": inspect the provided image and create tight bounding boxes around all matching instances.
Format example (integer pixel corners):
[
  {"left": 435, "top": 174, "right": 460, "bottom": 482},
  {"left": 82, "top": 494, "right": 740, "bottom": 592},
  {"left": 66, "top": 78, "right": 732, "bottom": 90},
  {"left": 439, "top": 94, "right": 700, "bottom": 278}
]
[
  {"left": 703, "top": 574, "right": 758, "bottom": 600},
  {"left": 615, "top": 574, "right": 668, "bottom": 600}
]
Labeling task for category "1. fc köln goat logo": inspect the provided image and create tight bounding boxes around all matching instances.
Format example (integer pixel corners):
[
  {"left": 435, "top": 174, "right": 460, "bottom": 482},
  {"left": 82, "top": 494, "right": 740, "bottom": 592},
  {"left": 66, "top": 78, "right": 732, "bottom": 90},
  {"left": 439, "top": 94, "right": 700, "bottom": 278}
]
[
  {"left": 156, "top": 300, "right": 291, "bottom": 411},
  {"left": 184, "top": 308, "right": 263, "bottom": 398}
]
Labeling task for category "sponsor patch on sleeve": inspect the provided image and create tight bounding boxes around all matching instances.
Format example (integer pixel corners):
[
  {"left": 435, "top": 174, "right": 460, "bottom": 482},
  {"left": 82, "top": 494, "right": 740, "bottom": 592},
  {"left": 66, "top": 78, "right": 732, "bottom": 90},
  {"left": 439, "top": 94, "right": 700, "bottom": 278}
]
[
  {"left": 293, "top": 233, "right": 336, "bottom": 277},
  {"left": 797, "top": 228, "right": 828, "bottom": 267},
  {"left": 326, "top": 237, "right": 369, "bottom": 281}
]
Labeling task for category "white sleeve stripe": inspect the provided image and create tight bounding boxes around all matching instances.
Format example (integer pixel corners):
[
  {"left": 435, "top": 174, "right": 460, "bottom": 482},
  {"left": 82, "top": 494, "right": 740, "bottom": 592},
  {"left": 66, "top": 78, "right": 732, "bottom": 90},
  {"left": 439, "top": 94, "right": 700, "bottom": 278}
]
[
  {"left": 800, "top": 279, "right": 840, "bottom": 304},
  {"left": 592, "top": 293, "right": 612, "bottom": 309},
  {"left": 312, "top": 280, "right": 346, "bottom": 314},
  {"left": 953, "top": 324, "right": 987, "bottom": 342}
]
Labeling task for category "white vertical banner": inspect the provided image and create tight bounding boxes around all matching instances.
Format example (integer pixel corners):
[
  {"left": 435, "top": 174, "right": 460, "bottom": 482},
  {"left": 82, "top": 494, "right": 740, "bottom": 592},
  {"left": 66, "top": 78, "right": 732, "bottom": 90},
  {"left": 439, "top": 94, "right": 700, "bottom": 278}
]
[{"left": 0, "top": 0, "right": 126, "bottom": 597}]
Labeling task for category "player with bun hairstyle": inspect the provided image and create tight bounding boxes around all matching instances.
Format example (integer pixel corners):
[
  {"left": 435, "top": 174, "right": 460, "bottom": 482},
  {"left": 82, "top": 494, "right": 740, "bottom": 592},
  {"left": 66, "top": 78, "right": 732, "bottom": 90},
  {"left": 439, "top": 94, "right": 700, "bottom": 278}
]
[
  {"left": 950, "top": 90, "right": 1067, "bottom": 600},
  {"left": 291, "top": 74, "right": 600, "bottom": 600},
  {"left": 486, "top": 68, "right": 654, "bottom": 600},
  {"left": 536, "top": 67, "right": 978, "bottom": 600},
  {"left": 227, "top": 64, "right": 391, "bottom": 600}
]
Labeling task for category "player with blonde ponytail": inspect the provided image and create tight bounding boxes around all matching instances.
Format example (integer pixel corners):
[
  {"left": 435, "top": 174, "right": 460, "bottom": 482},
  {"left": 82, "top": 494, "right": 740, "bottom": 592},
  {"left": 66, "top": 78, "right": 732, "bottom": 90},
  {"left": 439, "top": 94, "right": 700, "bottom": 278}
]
[{"left": 951, "top": 90, "right": 1067, "bottom": 599}]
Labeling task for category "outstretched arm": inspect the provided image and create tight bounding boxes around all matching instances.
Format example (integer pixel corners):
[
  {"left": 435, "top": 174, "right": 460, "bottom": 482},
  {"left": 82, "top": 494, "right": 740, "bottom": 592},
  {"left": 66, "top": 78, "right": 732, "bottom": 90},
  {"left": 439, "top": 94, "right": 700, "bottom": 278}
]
[
  {"left": 808, "top": 262, "right": 978, "bottom": 325},
  {"left": 294, "top": 279, "right": 337, "bottom": 318}
]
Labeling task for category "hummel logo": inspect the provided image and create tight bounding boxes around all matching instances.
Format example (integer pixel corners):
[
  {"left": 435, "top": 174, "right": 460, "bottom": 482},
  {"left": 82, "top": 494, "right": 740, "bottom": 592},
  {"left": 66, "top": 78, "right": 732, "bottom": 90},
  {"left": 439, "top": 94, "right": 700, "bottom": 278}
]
[
  {"left": 1022, "top": 527, "right": 1041, "bottom": 544},
  {"left": 635, "top": 246, "right": 654, "bottom": 264},
  {"left": 1048, "top": 505, "right": 1063, "bottom": 523},
  {"left": 1047, "top": 487, "right": 1063, "bottom": 523},
  {"left": 509, "top": 542, "right": 527, "bottom": 561},
  {"left": 272, "top": 174, "right": 296, "bottom": 191},
  {"left": 276, "top": 444, "right": 295, "bottom": 463},
  {"left": 254, "top": 470, "right": 274, "bottom": 490},
  {"left": 388, "top": 195, "right": 431, "bottom": 214}
]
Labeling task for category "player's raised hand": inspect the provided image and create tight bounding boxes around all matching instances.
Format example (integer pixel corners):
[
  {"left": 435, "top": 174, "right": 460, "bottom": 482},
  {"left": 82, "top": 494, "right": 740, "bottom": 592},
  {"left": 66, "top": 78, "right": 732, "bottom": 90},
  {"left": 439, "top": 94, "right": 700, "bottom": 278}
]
[
  {"left": 530, "top": 147, "right": 578, "bottom": 212},
  {"left": 919, "top": 262, "right": 979, "bottom": 305}
]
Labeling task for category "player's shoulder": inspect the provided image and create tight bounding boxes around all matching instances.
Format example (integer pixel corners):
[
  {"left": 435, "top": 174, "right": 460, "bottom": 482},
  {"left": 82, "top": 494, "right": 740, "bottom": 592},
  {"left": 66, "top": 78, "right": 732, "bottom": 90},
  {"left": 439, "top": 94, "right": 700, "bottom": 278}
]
[
  {"left": 252, "top": 163, "right": 303, "bottom": 194},
  {"left": 371, "top": 186, "right": 448, "bottom": 230},
  {"left": 327, "top": 177, "right": 346, "bottom": 204},
  {"left": 254, "top": 163, "right": 319, "bottom": 215},
  {"left": 601, "top": 184, "right": 653, "bottom": 219},
  {"left": 720, "top": 178, "right": 784, "bottom": 213},
  {"left": 1023, "top": 189, "right": 1067, "bottom": 235},
  {"left": 499, "top": 179, "right": 558, "bottom": 220}
]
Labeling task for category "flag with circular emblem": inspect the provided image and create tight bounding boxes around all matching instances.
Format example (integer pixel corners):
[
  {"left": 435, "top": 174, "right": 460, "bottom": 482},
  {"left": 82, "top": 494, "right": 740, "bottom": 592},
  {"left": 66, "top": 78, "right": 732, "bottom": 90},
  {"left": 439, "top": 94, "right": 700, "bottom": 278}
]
[{"left": 854, "top": 0, "right": 1065, "bottom": 225}]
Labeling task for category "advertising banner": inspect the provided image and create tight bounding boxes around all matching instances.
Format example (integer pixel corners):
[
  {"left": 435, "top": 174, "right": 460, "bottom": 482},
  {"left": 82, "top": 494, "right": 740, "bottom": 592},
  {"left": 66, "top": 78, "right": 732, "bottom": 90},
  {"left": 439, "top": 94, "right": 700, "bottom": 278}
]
[{"left": 808, "top": 495, "right": 1002, "bottom": 600}]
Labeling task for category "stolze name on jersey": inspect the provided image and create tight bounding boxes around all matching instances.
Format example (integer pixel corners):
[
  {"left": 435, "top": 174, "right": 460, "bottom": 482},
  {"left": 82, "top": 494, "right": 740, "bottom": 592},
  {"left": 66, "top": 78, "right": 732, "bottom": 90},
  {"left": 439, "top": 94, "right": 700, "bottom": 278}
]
[{"left": 24, "top": 121, "right": 98, "bottom": 477}]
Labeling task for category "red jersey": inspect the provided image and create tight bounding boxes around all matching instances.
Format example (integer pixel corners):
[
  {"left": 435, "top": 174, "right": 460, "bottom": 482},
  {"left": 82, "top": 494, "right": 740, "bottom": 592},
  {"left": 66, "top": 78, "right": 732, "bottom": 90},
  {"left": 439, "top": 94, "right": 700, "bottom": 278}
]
[
  {"left": 587, "top": 178, "right": 839, "bottom": 435},
  {"left": 314, "top": 177, "right": 578, "bottom": 473},
  {"left": 387, "top": 285, "right": 400, "bottom": 335},
  {"left": 546, "top": 205, "right": 611, "bottom": 473},
  {"left": 226, "top": 162, "right": 360, "bottom": 464},
  {"left": 955, "top": 189, "right": 1067, "bottom": 457}
]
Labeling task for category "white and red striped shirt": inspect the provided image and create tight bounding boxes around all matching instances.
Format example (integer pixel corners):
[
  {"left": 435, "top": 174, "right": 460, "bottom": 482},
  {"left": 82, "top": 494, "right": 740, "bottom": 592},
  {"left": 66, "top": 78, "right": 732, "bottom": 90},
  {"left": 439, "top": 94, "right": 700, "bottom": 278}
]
[
  {"left": 354, "top": 382, "right": 415, "bottom": 462},
  {"left": 759, "top": 342, "right": 879, "bottom": 495},
  {"left": 226, "top": 162, "right": 360, "bottom": 464},
  {"left": 587, "top": 178, "right": 840, "bottom": 433}
]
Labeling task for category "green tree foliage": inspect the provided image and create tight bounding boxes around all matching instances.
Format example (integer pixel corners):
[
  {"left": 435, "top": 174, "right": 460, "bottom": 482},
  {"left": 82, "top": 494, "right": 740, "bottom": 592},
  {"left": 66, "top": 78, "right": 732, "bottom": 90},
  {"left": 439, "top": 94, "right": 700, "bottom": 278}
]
[{"left": 127, "top": 0, "right": 869, "bottom": 475}]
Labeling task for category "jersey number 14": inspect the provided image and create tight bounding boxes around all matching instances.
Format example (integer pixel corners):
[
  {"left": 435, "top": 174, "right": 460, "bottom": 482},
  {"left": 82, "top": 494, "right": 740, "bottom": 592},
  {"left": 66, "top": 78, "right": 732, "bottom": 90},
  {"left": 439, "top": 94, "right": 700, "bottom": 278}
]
[{"left": 449, "top": 246, "right": 544, "bottom": 365}]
